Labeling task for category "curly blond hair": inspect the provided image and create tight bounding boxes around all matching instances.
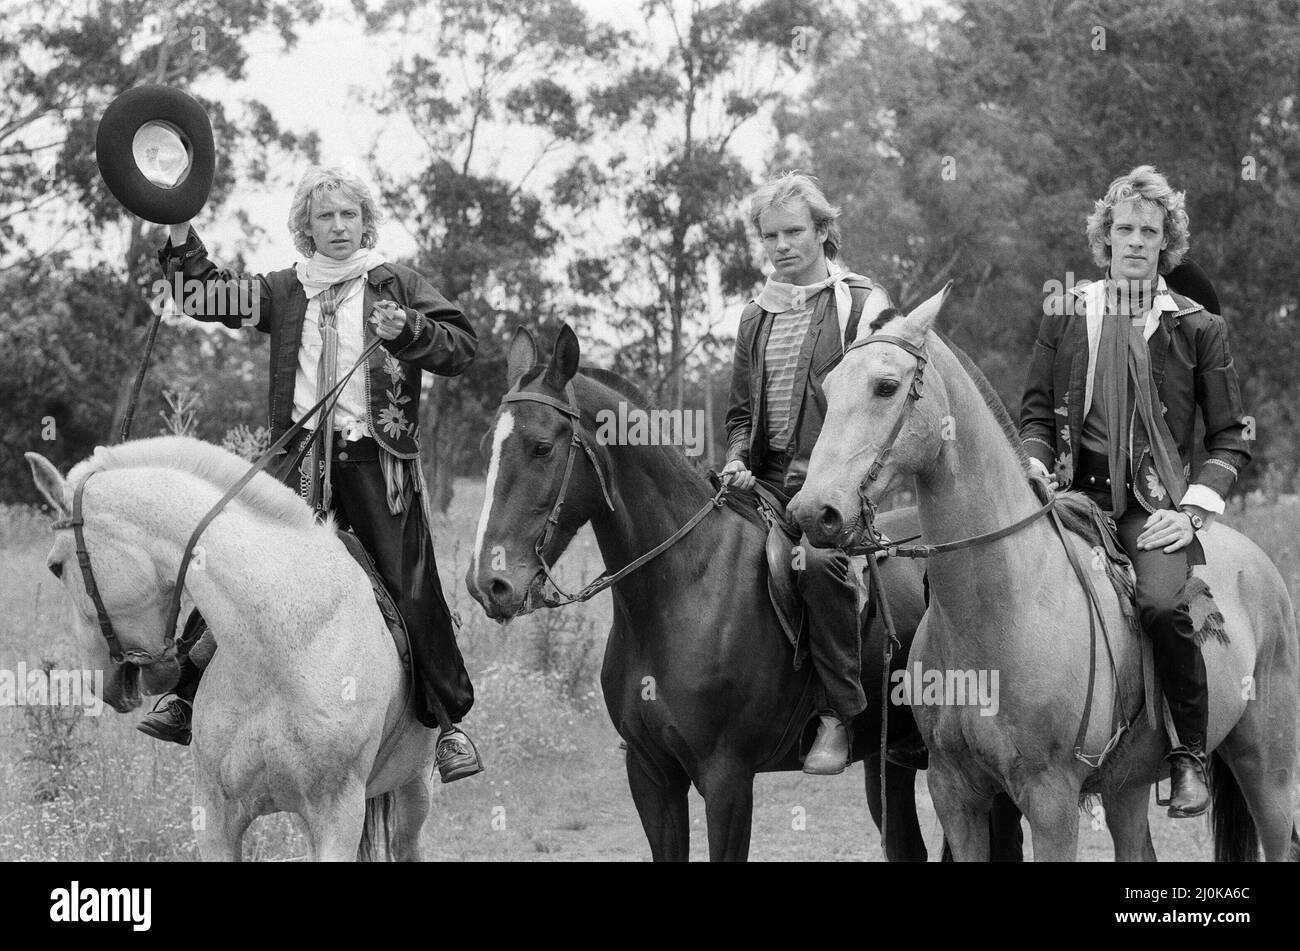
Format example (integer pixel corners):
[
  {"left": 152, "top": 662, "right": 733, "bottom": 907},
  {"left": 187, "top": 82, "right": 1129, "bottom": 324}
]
[
  {"left": 287, "top": 166, "right": 383, "bottom": 256},
  {"left": 1085, "top": 165, "right": 1189, "bottom": 274}
]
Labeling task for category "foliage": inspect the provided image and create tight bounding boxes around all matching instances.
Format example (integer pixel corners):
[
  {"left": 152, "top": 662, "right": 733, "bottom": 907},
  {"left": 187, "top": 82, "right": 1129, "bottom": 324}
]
[{"left": 782, "top": 0, "right": 1300, "bottom": 493}]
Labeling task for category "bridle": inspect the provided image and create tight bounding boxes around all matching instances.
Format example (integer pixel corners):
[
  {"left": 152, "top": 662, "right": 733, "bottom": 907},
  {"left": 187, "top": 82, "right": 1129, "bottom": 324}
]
[
  {"left": 497, "top": 380, "right": 727, "bottom": 607},
  {"left": 500, "top": 381, "right": 615, "bottom": 605},
  {"left": 837, "top": 330, "right": 1126, "bottom": 772},
  {"left": 50, "top": 339, "right": 385, "bottom": 669},
  {"left": 52, "top": 473, "right": 162, "bottom": 665},
  {"left": 837, "top": 331, "right": 930, "bottom": 552},
  {"left": 840, "top": 331, "right": 1058, "bottom": 556}
]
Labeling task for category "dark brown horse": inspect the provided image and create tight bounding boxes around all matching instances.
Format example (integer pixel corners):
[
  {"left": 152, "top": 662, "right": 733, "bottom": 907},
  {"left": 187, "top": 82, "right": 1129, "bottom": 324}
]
[{"left": 465, "top": 325, "right": 1020, "bottom": 861}]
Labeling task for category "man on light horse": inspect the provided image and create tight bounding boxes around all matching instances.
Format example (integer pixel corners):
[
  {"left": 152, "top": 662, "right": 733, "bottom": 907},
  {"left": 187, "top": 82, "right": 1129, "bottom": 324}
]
[
  {"left": 143, "top": 166, "right": 483, "bottom": 783},
  {"left": 1020, "top": 165, "right": 1251, "bottom": 818},
  {"left": 722, "top": 173, "right": 892, "bottom": 774}
]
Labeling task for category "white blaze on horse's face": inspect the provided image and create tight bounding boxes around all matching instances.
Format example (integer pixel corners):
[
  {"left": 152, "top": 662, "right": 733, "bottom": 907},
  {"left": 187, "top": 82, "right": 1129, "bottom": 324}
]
[{"left": 472, "top": 409, "right": 516, "bottom": 583}]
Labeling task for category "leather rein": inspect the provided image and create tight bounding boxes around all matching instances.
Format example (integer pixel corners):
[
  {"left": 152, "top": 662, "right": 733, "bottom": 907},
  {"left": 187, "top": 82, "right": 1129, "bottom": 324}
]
[
  {"left": 499, "top": 382, "right": 729, "bottom": 608},
  {"left": 52, "top": 338, "right": 385, "bottom": 668}
]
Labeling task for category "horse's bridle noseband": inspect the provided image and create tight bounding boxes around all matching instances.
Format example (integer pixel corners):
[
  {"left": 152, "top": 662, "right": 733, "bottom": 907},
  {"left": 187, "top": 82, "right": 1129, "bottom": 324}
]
[
  {"left": 52, "top": 471, "right": 173, "bottom": 666},
  {"left": 499, "top": 382, "right": 616, "bottom": 604},
  {"left": 838, "top": 332, "right": 929, "bottom": 550},
  {"left": 49, "top": 338, "right": 386, "bottom": 669},
  {"left": 497, "top": 380, "right": 728, "bottom": 608}
]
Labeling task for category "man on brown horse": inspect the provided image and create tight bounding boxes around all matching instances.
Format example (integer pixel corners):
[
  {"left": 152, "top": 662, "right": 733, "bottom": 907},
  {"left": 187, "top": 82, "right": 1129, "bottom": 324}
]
[
  {"left": 722, "top": 173, "right": 891, "bottom": 774},
  {"left": 141, "top": 166, "right": 483, "bottom": 783},
  {"left": 1020, "top": 165, "right": 1251, "bottom": 817}
]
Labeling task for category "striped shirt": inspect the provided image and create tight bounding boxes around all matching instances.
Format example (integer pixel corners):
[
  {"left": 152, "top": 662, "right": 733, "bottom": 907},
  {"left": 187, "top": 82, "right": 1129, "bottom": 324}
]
[{"left": 763, "top": 300, "right": 817, "bottom": 451}]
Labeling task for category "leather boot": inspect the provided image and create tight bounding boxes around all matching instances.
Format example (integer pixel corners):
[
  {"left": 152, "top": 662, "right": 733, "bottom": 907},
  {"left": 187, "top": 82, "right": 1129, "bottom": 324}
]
[
  {"left": 137, "top": 696, "right": 193, "bottom": 746},
  {"left": 803, "top": 714, "right": 851, "bottom": 775},
  {"left": 1158, "top": 638, "right": 1210, "bottom": 818},
  {"left": 435, "top": 727, "right": 484, "bottom": 783},
  {"left": 886, "top": 731, "right": 929, "bottom": 771},
  {"left": 136, "top": 655, "right": 202, "bottom": 746}
]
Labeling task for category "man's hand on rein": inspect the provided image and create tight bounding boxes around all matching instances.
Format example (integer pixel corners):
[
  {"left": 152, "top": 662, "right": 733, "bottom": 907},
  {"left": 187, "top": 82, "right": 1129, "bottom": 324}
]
[{"left": 370, "top": 300, "right": 406, "bottom": 341}]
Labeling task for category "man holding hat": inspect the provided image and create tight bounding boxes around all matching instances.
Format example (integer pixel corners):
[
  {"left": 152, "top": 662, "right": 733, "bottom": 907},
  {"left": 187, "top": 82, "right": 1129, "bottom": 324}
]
[{"left": 145, "top": 166, "right": 483, "bottom": 784}]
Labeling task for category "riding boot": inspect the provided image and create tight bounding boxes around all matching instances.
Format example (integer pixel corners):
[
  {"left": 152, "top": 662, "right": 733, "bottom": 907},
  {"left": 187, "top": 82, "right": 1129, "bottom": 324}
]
[
  {"left": 1157, "top": 637, "right": 1210, "bottom": 818},
  {"left": 804, "top": 713, "right": 853, "bottom": 775},
  {"left": 136, "top": 656, "right": 201, "bottom": 745}
]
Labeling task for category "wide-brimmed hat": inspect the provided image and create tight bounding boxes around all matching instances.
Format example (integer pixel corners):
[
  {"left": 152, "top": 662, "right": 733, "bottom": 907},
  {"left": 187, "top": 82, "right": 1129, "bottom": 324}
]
[
  {"left": 95, "top": 85, "right": 215, "bottom": 224},
  {"left": 1165, "top": 257, "right": 1221, "bottom": 315}
]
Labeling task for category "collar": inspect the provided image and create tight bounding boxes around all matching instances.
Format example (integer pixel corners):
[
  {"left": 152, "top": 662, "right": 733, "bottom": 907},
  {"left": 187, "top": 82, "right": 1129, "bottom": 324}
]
[{"left": 1076, "top": 274, "right": 1178, "bottom": 342}]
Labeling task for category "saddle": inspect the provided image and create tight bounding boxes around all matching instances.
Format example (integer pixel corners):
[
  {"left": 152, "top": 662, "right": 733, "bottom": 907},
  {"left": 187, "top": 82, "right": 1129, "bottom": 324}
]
[
  {"left": 1050, "top": 490, "right": 1227, "bottom": 747},
  {"left": 336, "top": 530, "right": 412, "bottom": 671},
  {"left": 748, "top": 482, "right": 876, "bottom": 673},
  {"left": 751, "top": 483, "right": 808, "bottom": 666}
]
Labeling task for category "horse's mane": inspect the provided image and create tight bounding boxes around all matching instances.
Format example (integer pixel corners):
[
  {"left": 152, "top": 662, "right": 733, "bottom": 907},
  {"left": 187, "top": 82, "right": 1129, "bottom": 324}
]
[
  {"left": 68, "top": 436, "right": 320, "bottom": 532},
  {"left": 933, "top": 329, "right": 1031, "bottom": 474},
  {"left": 926, "top": 331, "right": 1113, "bottom": 549},
  {"left": 579, "top": 366, "right": 661, "bottom": 413},
  {"left": 562, "top": 364, "right": 764, "bottom": 526}
]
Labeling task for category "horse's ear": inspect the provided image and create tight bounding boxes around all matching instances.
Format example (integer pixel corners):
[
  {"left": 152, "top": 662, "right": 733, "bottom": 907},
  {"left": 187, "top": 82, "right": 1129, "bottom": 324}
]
[
  {"left": 506, "top": 326, "right": 538, "bottom": 388},
  {"left": 899, "top": 281, "right": 953, "bottom": 346},
  {"left": 544, "top": 324, "right": 581, "bottom": 390},
  {"left": 25, "top": 452, "right": 69, "bottom": 518}
]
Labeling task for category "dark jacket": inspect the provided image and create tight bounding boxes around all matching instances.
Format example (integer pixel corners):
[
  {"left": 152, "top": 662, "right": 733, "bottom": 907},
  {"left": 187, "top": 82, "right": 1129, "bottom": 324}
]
[
  {"left": 1019, "top": 282, "right": 1250, "bottom": 509},
  {"left": 158, "top": 230, "right": 476, "bottom": 459},
  {"left": 724, "top": 276, "right": 888, "bottom": 492}
]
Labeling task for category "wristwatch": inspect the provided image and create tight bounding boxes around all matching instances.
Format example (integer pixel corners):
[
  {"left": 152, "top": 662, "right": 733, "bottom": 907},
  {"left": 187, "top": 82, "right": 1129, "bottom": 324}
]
[{"left": 1181, "top": 508, "right": 1204, "bottom": 531}]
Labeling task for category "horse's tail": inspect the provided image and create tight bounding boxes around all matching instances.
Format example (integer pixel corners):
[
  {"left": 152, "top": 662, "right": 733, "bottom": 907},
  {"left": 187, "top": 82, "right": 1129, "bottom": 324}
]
[
  {"left": 1209, "top": 751, "right": 1260, "bottom": 862},
  {"left": 357, "top": 792, "right": 395, "bottom": 862}
]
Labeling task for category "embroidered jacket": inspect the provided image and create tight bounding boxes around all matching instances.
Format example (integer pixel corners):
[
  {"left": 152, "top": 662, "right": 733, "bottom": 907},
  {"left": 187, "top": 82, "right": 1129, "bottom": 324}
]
[
  {"left": 1019, "top": 279, "right": 1251, "bottom": 511},
  {"left": 158, "top": 229, "right": 476, "bottom": 460}
]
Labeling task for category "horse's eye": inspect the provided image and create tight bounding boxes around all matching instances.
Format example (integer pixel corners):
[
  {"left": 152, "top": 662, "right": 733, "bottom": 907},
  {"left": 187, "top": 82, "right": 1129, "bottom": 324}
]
[
  {"left": 876, "top": 380, "right": 900, "bottom": 398},
  {"left": 532, "top": 443, "right": 554, "bottom": 458},
  {"left": 48, "top": 561, "right": 63, "bottom": 579}
]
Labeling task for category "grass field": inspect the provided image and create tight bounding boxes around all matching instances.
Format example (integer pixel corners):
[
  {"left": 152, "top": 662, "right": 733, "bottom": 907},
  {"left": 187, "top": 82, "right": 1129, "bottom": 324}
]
[{"left": 2, "top": 478, "right": 1298, "bottom": 861}]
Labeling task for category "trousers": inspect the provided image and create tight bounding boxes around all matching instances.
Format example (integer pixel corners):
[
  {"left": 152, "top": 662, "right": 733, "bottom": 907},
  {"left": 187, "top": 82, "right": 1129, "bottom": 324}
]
[
  {"left": 1077, "top": 449, "right": 1207, "bottom": 751},
  {"left": 758, "top": 475, "right": 866, "bottom": 720}
]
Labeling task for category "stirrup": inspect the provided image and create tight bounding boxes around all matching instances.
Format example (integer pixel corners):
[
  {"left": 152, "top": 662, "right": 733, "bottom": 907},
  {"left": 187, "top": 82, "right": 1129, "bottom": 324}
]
[{"left": 435, "top": 728, "right": 484, "bottom": 784}]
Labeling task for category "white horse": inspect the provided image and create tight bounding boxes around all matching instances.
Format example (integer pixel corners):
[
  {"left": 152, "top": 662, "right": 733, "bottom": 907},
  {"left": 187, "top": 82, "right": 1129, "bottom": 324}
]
[{"left": 27, "top": 436, "right": 437, "bottom": 861}]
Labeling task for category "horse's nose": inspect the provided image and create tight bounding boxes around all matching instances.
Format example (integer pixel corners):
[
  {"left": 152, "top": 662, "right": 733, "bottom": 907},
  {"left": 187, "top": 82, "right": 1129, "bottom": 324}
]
[
  {"left": 488, "top": 575, "right": 516, "bottom": 608},
  {"left": 816, "top": 505, "right": 843, "bottom": 540}
]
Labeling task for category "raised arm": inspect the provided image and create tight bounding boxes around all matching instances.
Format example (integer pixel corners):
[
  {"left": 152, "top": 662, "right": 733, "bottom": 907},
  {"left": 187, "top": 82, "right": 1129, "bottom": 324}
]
[{"left": 155, "top": 222, "right": 271, "bottom": 333}]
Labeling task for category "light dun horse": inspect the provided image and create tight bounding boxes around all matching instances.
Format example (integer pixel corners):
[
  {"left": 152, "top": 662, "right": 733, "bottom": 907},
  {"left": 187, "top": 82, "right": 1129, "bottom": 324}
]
[
  {"left": 27, "top": 438, "right": 436, "bottom": 861},
  {"left": 791, "top": 287, "right": 1300, "bottom": 861}
]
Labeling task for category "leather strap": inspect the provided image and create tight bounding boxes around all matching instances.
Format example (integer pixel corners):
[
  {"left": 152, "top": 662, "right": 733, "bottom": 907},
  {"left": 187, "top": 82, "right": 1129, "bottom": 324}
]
[
  {"left": 161, "top": 337, "right": 387, "bottom": 652},
  {"left": 53, "top": 474, "right": 125, "bottom": 662},
  {"left": 497, "top": 381, "right": 725, "bottom": 607}
]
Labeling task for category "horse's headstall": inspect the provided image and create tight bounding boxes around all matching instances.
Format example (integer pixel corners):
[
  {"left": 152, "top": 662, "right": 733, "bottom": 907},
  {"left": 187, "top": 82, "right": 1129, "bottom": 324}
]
[
  {"left": 843, "top": 332, "right": 929, "bottom": 399},
  {"left": 499, "top": 382, "right": 614, "bottom": 512}
]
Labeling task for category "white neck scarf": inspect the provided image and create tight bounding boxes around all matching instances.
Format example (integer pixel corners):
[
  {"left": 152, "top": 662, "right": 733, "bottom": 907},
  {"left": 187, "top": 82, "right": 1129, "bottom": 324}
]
[
  {"left": 294, "top": 248, "right": 388, "bottom": 299},
  {"left": 756, "top": 260, "right": 867, "bottom": 346}
]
